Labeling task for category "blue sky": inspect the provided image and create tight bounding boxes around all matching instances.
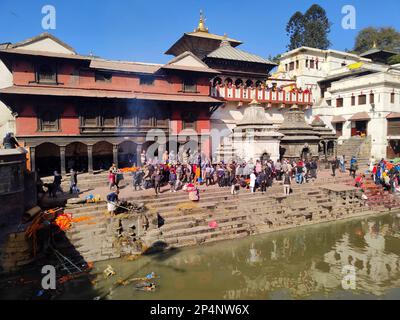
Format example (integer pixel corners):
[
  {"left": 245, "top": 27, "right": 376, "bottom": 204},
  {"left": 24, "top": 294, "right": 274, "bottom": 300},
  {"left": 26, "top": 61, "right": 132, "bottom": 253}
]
[{"left": 0, "top": 0, "right": 399, "bottom": 63}]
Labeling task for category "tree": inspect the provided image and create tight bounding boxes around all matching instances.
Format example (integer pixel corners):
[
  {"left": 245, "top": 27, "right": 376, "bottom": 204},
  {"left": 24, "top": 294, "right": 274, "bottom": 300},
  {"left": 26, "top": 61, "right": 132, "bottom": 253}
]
[
  {"left": 388, "top": 54, "right": 400, "bottom": 65},
  {"left": 354, "top": 27, "right": 400, "bottom": 54},
  {"left": 286, "top": 12, "right": 305, "bottom": 50},
  {"left": 286, "top": 4, "right": 331, "bottom": 50},
  {"left": 302, "top": 4, "right": 331, "bottom": 50}
]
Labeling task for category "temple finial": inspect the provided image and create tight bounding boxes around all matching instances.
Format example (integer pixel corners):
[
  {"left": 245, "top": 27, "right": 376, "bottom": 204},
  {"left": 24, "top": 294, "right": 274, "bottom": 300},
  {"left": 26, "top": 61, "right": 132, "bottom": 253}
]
[
  {"left": 372, "top": 40, "right": 377, "bottom": 49},
  {"left": 196, "top": 9, "right": 209, "bottom": 33}
]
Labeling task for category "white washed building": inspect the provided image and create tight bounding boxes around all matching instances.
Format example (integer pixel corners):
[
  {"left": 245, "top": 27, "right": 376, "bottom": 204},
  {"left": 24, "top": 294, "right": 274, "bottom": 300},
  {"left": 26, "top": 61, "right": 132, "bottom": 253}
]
[{"left": 277, "top": 47, "right": 400, "bottom": 160}]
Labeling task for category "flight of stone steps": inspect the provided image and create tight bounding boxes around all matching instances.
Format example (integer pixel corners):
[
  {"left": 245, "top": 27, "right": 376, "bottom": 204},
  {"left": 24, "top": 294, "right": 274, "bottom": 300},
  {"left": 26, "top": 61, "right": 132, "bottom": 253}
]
[
  {"left": 337, "top": 136, "right": 371, "bottom": 166},
  {"left": 60, "top": 175, "right": 367, "bottom": 262},
  {"left": 41, "top": 171, "right": 130, "bottom": 191}
]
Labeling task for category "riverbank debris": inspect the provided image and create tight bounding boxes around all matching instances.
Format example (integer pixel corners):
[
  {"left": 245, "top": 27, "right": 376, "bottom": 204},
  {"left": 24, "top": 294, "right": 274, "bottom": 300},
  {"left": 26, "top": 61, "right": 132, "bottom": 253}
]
[
  {"left": 135, "top": 281, "right": 156, "bottom": 291},
  {"left": 103, "top": 265, "right": 116, "bottom": 278}
]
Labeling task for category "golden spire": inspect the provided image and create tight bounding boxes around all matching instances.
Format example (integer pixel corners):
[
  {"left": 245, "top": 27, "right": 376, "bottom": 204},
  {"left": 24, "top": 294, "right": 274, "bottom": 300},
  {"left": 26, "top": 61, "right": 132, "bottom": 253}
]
[
  {"left": 372, "top": 41, "right": 377, "bottom": 49},
  {"left": 196, "top": 9, "right": 209, "bottom": 33}
]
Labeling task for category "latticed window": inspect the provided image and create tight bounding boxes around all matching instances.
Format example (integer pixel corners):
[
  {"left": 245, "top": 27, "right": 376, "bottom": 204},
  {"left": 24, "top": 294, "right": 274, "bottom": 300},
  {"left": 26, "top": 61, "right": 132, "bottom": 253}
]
[
  {"left": 95, "top": 71, "right": 112, "bottom": 83},
  {"left": 358, "top": 94, "right": 367, "bottom": 105},
  {"left": 37, "top": 64, "right": 57, "bottom": 83},
  {"left": 182, "top": 78, "right": 197, "bottom": 93},
  {"left": 351, "top": 96, "right": 356, "bottom": 106},
  {"left": 103, "top": 111, "right": 115, "bottom": 127},
  {"left": 39, "top": 110, "right": 59, "bottom": 131},
  {"left": 83, "top": 111, "right": 97, "bottom": 127},
  {"left": 121, "top": 111, "right": 137, "bottom": 127},
  {"left": 388, "top": 118, "right": 400, "bottom": 136},
  {"left": 182, "top": 112, "right": 197, "bottom": 130}
]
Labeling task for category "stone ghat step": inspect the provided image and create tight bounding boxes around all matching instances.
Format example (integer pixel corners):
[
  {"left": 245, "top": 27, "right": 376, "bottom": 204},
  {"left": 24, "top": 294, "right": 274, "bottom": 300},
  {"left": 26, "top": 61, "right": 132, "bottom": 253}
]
[
  {"left": 156, "top": 219, "right": 252, "bottom": 241},
  {"left": 160, "top": 210, "right": 252, "bottom": 233},
  {"left": 65, "top": 176, "right": 353, "bottom": 215},
  {"left": 166, "top": 227, "right": 251, "bottom": 248},
  {"left": 68, "top": 187, "right": 330, "bottom": 219},
  {"left": 65, "top": 185, "right": 288, "bottom": 214}
]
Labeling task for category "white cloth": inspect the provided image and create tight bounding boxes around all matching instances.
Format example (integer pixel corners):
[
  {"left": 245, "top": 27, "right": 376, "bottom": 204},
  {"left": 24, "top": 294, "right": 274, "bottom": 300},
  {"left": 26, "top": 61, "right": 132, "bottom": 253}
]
[
  {"left": 107, "top": 202, "right": 116, "bottom": 212},
  {"left": 249, "top": 173, "right": 256, "bottom": 188}
]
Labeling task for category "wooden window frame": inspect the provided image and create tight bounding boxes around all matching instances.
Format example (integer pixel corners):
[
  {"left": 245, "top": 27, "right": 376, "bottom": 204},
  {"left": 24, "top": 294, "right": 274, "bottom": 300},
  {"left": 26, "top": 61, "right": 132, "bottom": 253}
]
[
  {"left": 336, "top": 98, "right": 344, "bottom": 108},
  {"left": 139, "top": 75, "right": 155, "bottom": 86},
  {"left": 182, "top": 78, "right": 197, "bottom": 93},
  {"left": 36, "top": 63, "right": 58, "bottom": 84},
  {"left": 95, "top": 71, "right": 113, "bottom": 83},
  {"left": 358, "top": 94, "right": 367, "bottom": 105},
  {"left": 37, "top": 108, "right": 60, "bottom": 132}
]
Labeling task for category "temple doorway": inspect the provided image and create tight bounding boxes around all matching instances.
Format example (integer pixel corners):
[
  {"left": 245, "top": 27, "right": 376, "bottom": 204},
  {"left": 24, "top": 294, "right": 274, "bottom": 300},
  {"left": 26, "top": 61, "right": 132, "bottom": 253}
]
[
  {"left": 66, "top": 142, "right": 88, "bottom": 172},
  {"left": 35, "top": 142, "right": 60, "bottom": 177},
  {"left": 93, "top": 141, "right": 113, "bottom": 171},
  {"left": 351, "top": 121, "right": 368, "bottom": 137},
  {"left": 118, "top": 141, "right": 138, "bottom": 168}
]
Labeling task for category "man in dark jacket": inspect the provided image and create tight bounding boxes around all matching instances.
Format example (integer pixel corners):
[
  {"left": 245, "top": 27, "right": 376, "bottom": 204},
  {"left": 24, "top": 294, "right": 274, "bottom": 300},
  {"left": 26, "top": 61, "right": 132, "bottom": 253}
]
[
  {"left": 69, "top": 169, "right": 78, "bottom": 194},
  {"left": 152, "top": 170, "right": 162, "bottom": 195},
  {"left": 3, "top": 133, "right": 19, "bottom": 149}
]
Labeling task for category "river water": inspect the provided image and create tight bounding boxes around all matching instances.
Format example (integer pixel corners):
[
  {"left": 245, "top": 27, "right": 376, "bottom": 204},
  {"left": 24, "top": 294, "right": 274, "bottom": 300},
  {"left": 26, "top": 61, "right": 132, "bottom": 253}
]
[{"left": 59, "top": 213, "right": 400, "bottom": 300}]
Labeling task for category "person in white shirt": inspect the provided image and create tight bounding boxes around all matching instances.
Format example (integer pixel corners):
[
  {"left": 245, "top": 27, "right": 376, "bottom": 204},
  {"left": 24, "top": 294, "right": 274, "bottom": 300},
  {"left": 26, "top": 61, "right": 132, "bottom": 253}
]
[{"left": 249, "top": 171, "right": 256, "bottom": 193}]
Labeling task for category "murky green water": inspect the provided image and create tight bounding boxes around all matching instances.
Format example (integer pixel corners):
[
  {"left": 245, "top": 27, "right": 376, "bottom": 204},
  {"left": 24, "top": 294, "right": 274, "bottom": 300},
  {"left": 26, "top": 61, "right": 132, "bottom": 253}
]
[{"left": 58, "top": 213, "right": 400, "bottom": 299}]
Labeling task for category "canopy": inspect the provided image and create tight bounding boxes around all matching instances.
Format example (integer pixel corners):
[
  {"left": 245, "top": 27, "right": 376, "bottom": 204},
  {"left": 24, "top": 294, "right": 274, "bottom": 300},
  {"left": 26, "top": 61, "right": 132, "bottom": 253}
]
[{"left": 349, "top": 112, "right": 370, "bottom": 121}]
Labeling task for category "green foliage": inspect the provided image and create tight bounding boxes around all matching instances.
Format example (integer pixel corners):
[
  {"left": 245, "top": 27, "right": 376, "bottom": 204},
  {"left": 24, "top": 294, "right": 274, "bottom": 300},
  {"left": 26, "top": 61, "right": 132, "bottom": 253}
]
[
  {"left": 286, "top": 4, "right": 331, "bottom": 50},
  {"left": 286, "top": 11, "right": 305, "bottom": 51},
  {"left": 268, "top": 54, "right": 282, "bottom": 64},
  {"left": 354, "top": 27, "right": 400, "bottom": 54},
  {"left": 388, "top": 54, "right": 400, "bottom": 65}
]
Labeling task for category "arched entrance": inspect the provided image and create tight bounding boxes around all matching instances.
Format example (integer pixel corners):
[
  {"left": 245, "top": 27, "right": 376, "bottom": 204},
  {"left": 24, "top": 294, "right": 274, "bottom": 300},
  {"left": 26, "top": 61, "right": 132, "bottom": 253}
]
[
  {"left": 35, "top": 142, "right": 60, "bottom": 177},
  {"left": 118, "top": 140, "right": 138, "bottom": 168},
  {"left": 327, "top": 141, "right": 335, "bottom": 157},
  {"left": 142, "top": 140, "right": 159, "bottom": 162},
  {"left": 93, "top": 141, "right": 113, "bottom": 171},
  {"left": 66, "top": 142, "right": 88, "bottom": 172}
]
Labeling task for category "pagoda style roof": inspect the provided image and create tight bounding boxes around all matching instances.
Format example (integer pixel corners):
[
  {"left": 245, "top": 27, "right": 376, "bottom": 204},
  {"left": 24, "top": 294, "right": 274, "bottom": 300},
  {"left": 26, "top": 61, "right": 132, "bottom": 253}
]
[
  {"left": 360, "top": 47, "right": 398, "bottom": 61},
  {"left": 206, "top": 41, "right": 276, "bottom": 65},
  {"left": 165, "top": 32, "right": 242, "bottom": 58},
  {"left": 162, "top": 51, "right": 220, "bottom": 74},
  {"left": 165, "top": 11, "right": 242, "bottom": 58}
]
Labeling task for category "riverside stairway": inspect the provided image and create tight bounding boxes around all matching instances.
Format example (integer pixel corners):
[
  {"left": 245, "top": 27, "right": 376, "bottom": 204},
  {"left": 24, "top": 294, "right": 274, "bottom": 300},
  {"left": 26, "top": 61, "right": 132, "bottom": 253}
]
[
  {"left": 60, "top": 174, "right": 389, "bottom": 263},
  {"left": 337, "top": 136, "right": 371, "bottom": 166}
]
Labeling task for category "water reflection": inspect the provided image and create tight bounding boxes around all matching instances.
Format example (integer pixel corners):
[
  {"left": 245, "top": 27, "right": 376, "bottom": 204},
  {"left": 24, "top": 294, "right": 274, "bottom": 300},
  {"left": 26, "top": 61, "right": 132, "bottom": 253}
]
[{"left": 63, "top": 213, "right": 400, "bottom": 300}]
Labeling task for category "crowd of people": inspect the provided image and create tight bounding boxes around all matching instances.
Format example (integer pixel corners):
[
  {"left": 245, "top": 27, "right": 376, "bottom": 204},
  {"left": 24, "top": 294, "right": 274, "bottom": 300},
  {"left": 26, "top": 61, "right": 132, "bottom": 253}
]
[
  {"left": 107, "top": 151, "right": 322, "bottom": 200},
  {"left": 370, "top": 158, "right": 400, "bottom": 194}
]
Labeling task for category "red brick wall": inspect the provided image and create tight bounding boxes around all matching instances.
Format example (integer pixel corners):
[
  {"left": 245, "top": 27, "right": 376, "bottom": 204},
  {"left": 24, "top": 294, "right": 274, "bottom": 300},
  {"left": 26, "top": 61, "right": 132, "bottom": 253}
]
[
  {"left": 16, "top": 103, "right": 79, "bottom": 136},
  {"left": 11, "top": 56, "right": 212, "bottom": 96}
]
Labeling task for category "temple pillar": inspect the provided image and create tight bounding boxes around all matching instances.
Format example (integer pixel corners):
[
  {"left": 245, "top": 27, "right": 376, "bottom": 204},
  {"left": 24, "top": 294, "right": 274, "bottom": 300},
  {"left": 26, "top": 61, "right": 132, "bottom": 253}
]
[
  {"left": 113, "top": 144, "right": 118, "bottom": 167},
  {"left": 60, "top": 146, "right": 66, "bottom": 176},
  {"left": 324, "top": 140, "right": 328, "bottom": 160},
  {"left": 30, "top": 147, "right": 36, "bottom": 172},
  {"left": 87, "top": 145, "right": 93, "bottom": 174},
  {"left": 136, "top": 144, "right": 142, "bottom": 166}
]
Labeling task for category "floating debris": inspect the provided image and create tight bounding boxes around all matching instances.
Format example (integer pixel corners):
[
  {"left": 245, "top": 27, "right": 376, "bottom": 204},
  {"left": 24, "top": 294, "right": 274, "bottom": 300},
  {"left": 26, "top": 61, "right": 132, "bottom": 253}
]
[{"left": 103, "top": 265, "right": 116, "bottom": 278}]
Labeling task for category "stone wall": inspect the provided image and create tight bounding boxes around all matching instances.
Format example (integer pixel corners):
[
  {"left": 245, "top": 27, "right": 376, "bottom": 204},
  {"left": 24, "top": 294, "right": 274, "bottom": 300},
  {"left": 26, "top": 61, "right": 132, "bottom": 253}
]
[{"left": 0, "top": 149, "right": 28, "bottom": 227}]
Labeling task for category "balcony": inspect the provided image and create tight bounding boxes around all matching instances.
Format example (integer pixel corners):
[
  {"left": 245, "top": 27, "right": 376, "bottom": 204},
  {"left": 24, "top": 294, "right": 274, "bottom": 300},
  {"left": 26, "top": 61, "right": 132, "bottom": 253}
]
[{"left": 210, "top": 86, "right": 312, "bottom": 106}]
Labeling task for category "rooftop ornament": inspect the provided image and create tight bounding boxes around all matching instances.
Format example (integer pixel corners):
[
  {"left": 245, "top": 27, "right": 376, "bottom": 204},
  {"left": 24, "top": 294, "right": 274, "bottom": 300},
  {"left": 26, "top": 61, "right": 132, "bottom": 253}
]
[{"left": 195, "top": 10, "right": 209, "bottom": 33}]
